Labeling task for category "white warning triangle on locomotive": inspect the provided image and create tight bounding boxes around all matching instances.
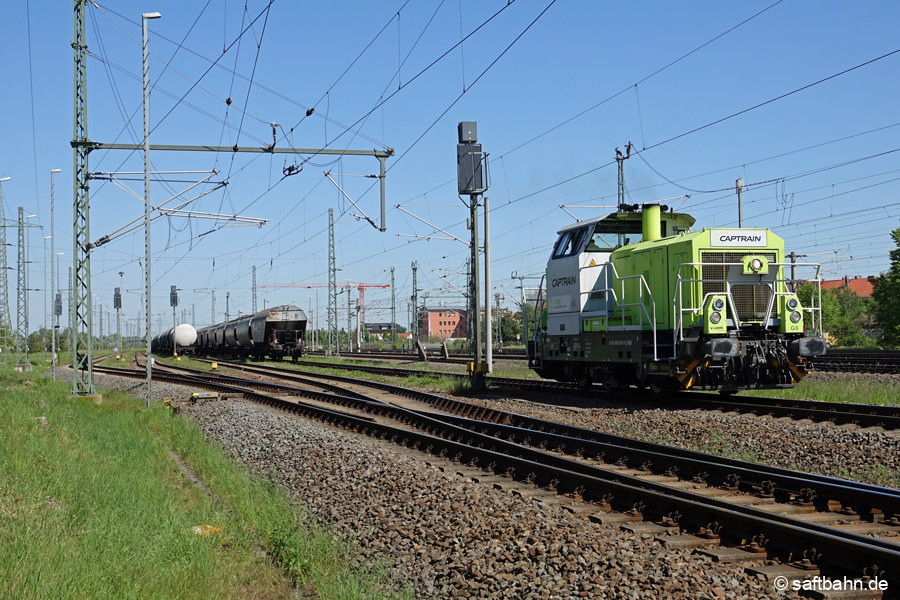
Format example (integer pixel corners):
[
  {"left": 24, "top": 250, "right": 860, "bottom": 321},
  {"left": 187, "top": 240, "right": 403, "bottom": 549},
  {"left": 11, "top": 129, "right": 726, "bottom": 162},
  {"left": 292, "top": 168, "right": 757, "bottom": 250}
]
[{"left": 527, "top": 203, "right": 825, "bottom": 394}]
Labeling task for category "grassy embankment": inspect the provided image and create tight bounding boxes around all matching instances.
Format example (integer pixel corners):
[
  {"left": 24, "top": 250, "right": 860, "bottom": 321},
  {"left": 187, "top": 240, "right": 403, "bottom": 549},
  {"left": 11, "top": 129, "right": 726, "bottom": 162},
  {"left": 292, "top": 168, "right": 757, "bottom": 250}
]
[
  {"left": 154, "top": 354, "right": 477, "bottom": 394},
  {"left": 288, "top": 354, "right": 541, "bottom": 390},
  {"left": 162, "top": 353, "right": 899, "bottom": 405},
  {"left": 741, "top": 375, "right": 900, "bottom": 406},
  {"left": 0, "top": 366, "right": 408, "bottom": 600}
]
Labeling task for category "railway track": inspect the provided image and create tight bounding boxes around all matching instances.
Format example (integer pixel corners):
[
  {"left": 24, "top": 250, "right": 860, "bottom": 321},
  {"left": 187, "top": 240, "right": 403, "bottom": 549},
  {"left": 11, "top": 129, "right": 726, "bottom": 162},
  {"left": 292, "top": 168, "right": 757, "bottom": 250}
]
[
  {"left": 249, "top": 357, "right": 900, "bottom": 430},
  {"left": 310, "top": 347, "right": 900, "bottom": 374},
  {"left": 98, "top": 359, "right": 900, "bottom": 589},
  {"left": 811, "top": 349, "right": 900, "bottom": 374},
  {"left": 305, "top": 349, "right": 527, "bottom": 364}
]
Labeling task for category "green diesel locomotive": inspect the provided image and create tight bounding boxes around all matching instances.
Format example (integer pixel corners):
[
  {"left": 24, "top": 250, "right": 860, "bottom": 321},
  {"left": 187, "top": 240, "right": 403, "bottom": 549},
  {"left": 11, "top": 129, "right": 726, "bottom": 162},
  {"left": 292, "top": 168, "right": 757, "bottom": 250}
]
[{"left": 527, "top": 204, "right": 826, "bottom": 393}]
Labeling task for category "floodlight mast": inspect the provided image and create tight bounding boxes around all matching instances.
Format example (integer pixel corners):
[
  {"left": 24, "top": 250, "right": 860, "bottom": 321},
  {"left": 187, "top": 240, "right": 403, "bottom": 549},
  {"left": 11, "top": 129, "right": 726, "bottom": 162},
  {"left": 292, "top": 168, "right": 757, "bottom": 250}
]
[
  {"left": 50, "top": 169, "right": 62, "bottom": 380},
  {"left": 143, "top": 10, "right": 160, "bottom": 409},
  {"left": 0, "top": 178, "right": 11, "bottom": 366}
]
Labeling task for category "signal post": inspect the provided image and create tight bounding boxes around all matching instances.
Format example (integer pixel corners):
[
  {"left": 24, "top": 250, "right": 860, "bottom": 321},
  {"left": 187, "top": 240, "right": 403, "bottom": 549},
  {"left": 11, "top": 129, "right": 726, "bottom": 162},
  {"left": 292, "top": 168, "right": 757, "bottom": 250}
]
[{"left": 456, "top": 122, "right": 490, "bottom": 391}]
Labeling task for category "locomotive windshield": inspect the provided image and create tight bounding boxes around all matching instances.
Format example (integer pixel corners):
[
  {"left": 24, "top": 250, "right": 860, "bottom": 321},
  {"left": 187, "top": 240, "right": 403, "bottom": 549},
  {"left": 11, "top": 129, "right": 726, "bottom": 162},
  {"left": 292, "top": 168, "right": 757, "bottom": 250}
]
[
  {"left": 585, "top": 225, "right": 619, "bottom": 252},
  {"left": 552, "top": 227, "right": 588, "bottom": 259}
]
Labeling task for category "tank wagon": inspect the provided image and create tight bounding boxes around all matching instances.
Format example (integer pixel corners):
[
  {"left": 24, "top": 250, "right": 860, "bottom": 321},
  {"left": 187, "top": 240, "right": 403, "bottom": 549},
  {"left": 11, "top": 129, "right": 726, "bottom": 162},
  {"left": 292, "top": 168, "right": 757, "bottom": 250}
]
[
  {"left": 151, "top": 323, "right": 198, "bottom": 356},
  {"left": 195, "top": 304, "right": 307, "bottom": 361},
  {"left": 527, "top": 204, "right": 826, "bottom": 393}
]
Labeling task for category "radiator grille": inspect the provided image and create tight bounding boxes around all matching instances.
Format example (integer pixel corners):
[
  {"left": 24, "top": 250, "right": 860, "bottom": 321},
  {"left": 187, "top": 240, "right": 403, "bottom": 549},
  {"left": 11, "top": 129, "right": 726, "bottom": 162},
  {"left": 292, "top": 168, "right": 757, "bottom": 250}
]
[{"left": 701, "top": 251, "right": 776, "bottom": 321}]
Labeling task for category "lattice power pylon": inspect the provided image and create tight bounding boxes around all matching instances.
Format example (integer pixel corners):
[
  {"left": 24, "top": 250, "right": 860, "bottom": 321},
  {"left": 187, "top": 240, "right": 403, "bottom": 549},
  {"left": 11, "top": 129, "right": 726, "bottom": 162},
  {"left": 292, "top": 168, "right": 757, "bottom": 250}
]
[
  {"left": 252, "top": 265, "right": 257, "bottom": 314},
  {"left": 328, "top": 208, "right": 337, "bottom": 356},
  {"left": 0, "top": 185, "right": 11, "bottom": 365},
  {"left": 411, "top": 260, "right": 418, "bottom": 340},
  {"left": 69, "top": 0, "right": 391, "bottom": 390},
  {"left": 71, "top": 0, "right": 94, "bottom": 394},
  {"left": 390, "top": 266, "right": 396, "bottom": 343},
  {"left": 16, "top": 208, "right": 26, "bottom": 365}
]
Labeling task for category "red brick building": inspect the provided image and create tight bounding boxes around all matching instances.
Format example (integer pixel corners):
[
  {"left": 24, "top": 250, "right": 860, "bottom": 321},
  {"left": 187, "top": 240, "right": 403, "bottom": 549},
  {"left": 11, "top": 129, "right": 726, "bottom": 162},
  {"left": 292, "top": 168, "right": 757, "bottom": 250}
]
[
  {"left": 821, "top": 276, "right": 875, "bottom": 298},
  {"left": 422, "top": 306, "right": 467, "bottom": 338}
]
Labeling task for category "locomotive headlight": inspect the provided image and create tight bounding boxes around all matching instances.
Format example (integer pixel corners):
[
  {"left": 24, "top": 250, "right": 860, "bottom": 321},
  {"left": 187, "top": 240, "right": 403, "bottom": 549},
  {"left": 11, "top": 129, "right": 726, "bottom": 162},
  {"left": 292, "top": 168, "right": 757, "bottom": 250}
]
[
  {"left": 790, "top": 310, "right": 802, "bottom": 323},
  {"left": 786, "top": 297, "right": 799, "bottom": 310},
  {"left": 742, "top": 255, "right": 769, "bottom": 275},
  {"left": 705, "top": 294, "right": 727, "bottom": 333}
]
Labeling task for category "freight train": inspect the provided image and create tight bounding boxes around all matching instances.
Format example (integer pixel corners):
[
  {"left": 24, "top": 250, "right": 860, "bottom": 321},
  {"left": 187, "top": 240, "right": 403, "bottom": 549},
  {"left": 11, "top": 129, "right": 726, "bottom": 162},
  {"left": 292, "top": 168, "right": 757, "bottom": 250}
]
[
  {"left": 195, "top": 305, "right": 307, "bottom": 362},
  {"left": 527, "top": 204, "right": 826, "bottom": 394},
  {"left": 151, "top": 323, "right": 198, "bottom": 355}
]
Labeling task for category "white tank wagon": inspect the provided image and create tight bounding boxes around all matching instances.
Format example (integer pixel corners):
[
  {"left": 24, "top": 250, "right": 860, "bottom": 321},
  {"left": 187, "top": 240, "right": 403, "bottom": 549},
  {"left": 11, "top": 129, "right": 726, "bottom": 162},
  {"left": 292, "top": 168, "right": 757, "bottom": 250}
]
[{"left": 150, "top": 323, "right": 198, "bottom": 355}]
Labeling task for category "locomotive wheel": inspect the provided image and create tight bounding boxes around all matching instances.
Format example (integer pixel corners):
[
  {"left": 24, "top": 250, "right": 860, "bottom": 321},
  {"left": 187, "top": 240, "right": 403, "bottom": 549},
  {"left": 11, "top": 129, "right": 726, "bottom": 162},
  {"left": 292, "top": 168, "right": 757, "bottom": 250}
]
[
  {"left": 576, "top": 374, "right": 593, "bottom": 391},
  {"left": 648, "top": 379, "right": 678, "bottom": 396}
]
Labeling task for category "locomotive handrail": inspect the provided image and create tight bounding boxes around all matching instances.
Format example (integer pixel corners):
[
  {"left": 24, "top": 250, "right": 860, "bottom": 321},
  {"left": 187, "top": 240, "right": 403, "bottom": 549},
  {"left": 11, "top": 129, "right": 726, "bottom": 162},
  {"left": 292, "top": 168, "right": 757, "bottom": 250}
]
[
  {"left": 526, "top": 275, "right": 547, "bottom": 363},
  {"left": 580, "top": 262, "right": 659, "bottom": 361},
  {"left": 672, "top": 261, "right": 824, "bottom": 358}
]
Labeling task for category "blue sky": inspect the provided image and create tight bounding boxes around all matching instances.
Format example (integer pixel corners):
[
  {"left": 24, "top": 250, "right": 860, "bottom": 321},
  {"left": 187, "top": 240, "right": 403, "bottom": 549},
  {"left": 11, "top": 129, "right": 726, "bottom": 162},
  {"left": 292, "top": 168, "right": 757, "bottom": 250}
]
[{"left": 2, "top": 1, "right": 899, "bottom": 335}]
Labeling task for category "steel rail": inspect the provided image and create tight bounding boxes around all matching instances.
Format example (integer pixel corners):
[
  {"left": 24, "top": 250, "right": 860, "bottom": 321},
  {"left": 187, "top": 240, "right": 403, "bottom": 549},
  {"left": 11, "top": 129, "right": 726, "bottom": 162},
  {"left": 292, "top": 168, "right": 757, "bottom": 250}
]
[
  {"left": 95, "top": 362, "right": 900, "bottom": 580},
  {"left": 263, "top": 358, "right": 900, "bottom": 429},
  {"left": 170, "top": 358, "right": 900, "bottom": 508}
]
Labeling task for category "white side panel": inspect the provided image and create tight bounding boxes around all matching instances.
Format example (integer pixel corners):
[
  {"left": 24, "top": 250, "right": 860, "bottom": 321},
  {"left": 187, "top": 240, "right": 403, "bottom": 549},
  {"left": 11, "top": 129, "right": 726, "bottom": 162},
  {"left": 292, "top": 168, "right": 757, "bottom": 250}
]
[
  {"left": 579, "top": 252, "right": 612, "bottom": 314},
  {"left": 546, "top": 253, "right": 580, "bottom": 313},
  {"left": 547, "top": 313, "right": 581, "bottom": 336}
]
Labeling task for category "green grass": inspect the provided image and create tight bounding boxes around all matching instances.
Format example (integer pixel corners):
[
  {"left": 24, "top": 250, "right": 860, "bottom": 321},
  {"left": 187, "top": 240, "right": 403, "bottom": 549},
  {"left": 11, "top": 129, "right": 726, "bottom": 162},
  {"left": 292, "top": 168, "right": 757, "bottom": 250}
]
[
  {"left": 0, "top": 367, "right": 409, "bottom": 600},
  {"left": 691, "top": 430, "right": 761, "bottom": 464},
  {"left": 237, "top": 356, "right": 471, "bottom": 394},
  {"left": 832, "top": 463, "right": 900, "bottom": 489},
  {"left": 286, "top": 355, "right": 538, "bottom": 391},
  {"left": 489, "top": 364, "right": 540, "bottom": 379},
  {"left": 154, "top": 355, "right": 218, "bottom": 372},
  {"left": 741, "top": 376, "right": 900, "bottom": 406},
  {"left": 99, "top": 353, "right": 131, "bottom": 368}
]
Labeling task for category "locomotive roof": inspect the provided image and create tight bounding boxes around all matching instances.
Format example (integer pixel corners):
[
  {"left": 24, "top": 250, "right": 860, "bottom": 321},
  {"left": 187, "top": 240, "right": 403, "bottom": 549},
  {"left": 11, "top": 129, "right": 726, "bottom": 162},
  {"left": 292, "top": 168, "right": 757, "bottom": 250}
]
[{"left": 556, "top": 210, "right": 696, "bottom": 235}]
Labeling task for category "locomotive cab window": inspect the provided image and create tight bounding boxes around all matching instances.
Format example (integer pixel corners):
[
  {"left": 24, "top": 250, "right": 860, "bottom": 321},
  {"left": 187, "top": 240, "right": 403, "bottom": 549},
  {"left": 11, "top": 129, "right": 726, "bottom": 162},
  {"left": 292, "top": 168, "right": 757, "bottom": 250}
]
[
  {"left": 552, "top": 227, "right": 588, "bottom": 259},
  {"left": 585, "top": 225, "right": 618, "bottom": 252}
]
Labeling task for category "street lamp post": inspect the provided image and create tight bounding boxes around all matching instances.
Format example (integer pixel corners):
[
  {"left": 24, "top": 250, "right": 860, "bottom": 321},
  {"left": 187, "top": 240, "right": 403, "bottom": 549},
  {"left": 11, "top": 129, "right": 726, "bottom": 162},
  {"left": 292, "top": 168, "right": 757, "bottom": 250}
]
[
  {"left": 143, "top": 10, "right": 161, "bottom": 409},
  {"left": 50, "top": 168, "right": 61, "bottom": 379},
  {"left": 55, "top": 251, "right": 63, "bottom": 376},
  {"left": 43, "top": 235, "right": 50, "bottom": 353}
]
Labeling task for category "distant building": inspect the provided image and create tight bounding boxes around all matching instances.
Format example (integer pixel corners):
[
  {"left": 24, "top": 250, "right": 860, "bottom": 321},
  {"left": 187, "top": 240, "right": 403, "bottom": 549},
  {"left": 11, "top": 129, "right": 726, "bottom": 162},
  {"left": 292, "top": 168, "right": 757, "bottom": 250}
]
[
  {"left": 364, "top": 322, "right": 404, "bottom": 340},
  {"left": 422, "top": 306, "right": 467, "bottom": 339},
  {"left": 420, "top": 305, "right": 509, "bottom": 339},
  {"left": 821, "top": 276, "right": 875, "bottom": 298}
]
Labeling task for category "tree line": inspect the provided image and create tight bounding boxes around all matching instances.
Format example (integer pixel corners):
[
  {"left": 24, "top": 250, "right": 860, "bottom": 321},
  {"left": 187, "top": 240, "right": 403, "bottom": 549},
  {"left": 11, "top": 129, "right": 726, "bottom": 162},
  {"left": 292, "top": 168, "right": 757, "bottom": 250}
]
[{"left": 800, "top": 226, "right": 900, "bottom": 348}]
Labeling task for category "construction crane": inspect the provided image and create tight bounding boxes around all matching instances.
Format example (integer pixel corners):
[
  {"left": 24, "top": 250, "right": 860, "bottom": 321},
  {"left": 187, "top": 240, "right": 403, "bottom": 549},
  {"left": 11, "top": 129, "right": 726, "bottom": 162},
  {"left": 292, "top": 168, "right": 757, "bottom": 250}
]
[{"left": 258, "top": 282, "right": 390, "bottom": 325}]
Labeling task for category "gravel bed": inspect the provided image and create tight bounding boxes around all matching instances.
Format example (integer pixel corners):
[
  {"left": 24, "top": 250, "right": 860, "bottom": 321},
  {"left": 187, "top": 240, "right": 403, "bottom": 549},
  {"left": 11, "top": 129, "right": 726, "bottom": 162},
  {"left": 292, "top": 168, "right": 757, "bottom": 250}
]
[
  {"left": 457, "top": 390, "right": 900, "bottom": 490},
  {"left": 47, "top": 367, "right": 879, "bottom": 597},
  {"left": 329, "top": 362, "right": 900, "bottom": 487},
  {"left": 53, "top": 368, "right": 196, "bottom": 404},
  {"left": 184, "top": 398, "right": 788, "bottom": 599}
]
